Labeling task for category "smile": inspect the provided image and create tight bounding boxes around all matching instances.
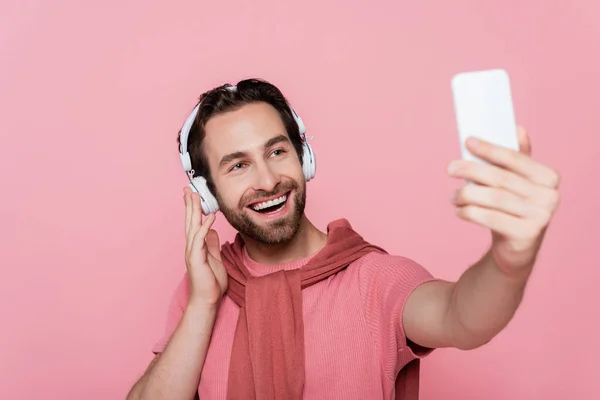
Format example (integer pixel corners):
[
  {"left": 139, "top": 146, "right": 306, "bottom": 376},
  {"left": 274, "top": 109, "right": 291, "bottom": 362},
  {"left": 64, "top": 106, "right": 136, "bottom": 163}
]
[{"left": 248, "top": 192, "right": 290, "bottom": 214}]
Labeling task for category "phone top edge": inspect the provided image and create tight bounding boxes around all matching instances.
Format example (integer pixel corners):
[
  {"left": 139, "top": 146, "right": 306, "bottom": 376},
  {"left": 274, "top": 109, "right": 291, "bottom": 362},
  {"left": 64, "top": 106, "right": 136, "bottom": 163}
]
[{"left": 451, "top": 68, "right": 510, "bottom": 87}]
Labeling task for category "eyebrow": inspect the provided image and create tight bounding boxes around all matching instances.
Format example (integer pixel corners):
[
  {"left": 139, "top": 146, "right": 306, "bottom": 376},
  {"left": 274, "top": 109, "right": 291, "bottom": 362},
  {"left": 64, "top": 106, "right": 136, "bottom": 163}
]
[
  {"left": 264, "top": 134, "right": 290, "bottom": 149},
  {"left": 218, "top": 134, "right": 291, "bottom": 168}
]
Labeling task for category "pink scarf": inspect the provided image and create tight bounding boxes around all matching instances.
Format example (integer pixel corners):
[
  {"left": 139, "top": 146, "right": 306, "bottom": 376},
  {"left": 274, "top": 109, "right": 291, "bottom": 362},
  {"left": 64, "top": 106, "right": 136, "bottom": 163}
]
[{"left": 221, "top": 218, "right": 421, "bottom": 399}]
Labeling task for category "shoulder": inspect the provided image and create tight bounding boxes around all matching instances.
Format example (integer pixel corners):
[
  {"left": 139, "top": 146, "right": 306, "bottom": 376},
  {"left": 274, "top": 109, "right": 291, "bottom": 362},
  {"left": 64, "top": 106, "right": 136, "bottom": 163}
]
[
  {"left": 350, "top": 251, "right": 438, "bottom": 360},
  {"left": 354, "top": 251, "right": 434, "bottom": 283},
  {"left": 352, "top": 251, "right": 436, "bottom": 308}
]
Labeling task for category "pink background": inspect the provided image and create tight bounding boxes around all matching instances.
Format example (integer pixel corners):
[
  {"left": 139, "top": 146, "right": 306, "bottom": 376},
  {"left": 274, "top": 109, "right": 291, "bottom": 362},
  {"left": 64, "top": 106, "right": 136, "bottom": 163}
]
[{"left": 1, "top": 0, "right": 598, "bottom": 399}]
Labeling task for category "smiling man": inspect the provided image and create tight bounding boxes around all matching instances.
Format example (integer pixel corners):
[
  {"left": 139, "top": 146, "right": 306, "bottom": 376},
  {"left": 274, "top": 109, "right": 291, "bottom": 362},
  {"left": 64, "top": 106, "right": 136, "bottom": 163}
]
[
  {"left": 127, "top": 78, "right": 561, "bottom": 400},
  {"left": 207, "top": 104, "right": 308, "bottom": 249}
]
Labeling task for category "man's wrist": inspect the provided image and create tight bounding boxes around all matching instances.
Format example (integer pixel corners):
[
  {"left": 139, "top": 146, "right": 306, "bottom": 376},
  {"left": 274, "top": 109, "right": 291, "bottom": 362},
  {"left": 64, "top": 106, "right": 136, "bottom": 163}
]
[
  {"left": 487, "top": 250, "right": 534, "bottom": 284},
  {"left": 185, "top": 298, "right": 221, "bottom": 320}
]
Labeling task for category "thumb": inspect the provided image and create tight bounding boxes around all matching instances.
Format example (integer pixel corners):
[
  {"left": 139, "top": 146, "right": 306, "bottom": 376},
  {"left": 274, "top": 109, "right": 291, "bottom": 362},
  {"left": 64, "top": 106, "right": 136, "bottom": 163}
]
[
  {"left": 517, "top": 125, "right": 532, "bottom": 156},
  {"left": 205, "top": 229, "right": 222, "bottom": 262}
]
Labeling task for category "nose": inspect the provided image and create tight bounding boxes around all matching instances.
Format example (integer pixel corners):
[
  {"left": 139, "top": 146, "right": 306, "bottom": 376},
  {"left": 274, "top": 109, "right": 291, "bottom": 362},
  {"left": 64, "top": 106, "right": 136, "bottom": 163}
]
[{"left": 251, "top": 160, "right": 279, "bottom": 193}]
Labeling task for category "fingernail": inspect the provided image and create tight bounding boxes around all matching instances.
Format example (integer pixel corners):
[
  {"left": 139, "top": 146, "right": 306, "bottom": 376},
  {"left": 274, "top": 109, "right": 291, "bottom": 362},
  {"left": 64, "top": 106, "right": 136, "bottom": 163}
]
[{"left": 467, "top": 137, "right": 480, "bottom": 148}]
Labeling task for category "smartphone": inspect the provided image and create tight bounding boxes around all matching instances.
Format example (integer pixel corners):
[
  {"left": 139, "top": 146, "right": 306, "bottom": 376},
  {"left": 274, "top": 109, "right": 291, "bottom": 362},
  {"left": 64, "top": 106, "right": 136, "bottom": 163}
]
[{"left": 451, "top": 69, "right": 519, "bottom": 164}]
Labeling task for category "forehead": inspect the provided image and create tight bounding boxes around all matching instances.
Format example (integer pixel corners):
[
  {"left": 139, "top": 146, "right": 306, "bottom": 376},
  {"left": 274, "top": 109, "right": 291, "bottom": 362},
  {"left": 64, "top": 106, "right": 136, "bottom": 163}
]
[{"left": 203, "top": 102, "right": 288, "bottom": 161}]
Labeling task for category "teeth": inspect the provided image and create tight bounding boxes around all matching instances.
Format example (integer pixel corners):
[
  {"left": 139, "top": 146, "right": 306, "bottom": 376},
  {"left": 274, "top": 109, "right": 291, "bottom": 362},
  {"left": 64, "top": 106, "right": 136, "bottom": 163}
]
[{"left": 252, "top": 195, "right": 287, "bottom": 211}]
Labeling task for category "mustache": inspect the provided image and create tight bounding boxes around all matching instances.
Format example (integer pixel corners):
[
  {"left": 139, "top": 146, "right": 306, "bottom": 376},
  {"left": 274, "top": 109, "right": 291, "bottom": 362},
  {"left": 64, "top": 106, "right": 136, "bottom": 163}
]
[{"left": 239, "top": 181, "right": 299, "bottom": 208}]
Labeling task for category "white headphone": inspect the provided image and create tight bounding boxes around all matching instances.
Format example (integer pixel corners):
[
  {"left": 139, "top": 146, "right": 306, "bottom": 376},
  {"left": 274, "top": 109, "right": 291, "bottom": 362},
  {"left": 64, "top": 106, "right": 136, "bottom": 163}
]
[{"left": 178, "top": 85, "right": 316, "bottom": 215}]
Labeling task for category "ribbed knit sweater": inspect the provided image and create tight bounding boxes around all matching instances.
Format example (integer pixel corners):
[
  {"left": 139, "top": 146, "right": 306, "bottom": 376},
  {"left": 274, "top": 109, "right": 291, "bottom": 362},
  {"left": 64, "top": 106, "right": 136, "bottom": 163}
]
[{"left": 153, "top": 247, "right": 435, "bottom": 399}]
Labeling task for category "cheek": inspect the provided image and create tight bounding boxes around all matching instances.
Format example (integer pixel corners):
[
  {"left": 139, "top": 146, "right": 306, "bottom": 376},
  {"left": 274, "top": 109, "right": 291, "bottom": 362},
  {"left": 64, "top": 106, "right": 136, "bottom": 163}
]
[
  {"left": 213, "top": 180, "right": 244, "bottom": 209},
  {"left": 281, "top": 155, "right": 305, "bottom": 180}
]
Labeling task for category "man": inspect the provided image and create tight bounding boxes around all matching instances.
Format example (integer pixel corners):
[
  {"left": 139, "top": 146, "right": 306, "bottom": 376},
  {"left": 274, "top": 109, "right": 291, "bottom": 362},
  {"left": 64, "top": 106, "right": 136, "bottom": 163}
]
[{"left": 127, "top": 78, "right": 560, "bottom": 399}]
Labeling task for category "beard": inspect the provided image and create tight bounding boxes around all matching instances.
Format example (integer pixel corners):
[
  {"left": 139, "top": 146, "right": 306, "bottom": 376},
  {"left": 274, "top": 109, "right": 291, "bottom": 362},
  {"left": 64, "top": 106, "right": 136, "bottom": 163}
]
[{"left": 216, "top": 178, "right": 306, "bottom": 245}]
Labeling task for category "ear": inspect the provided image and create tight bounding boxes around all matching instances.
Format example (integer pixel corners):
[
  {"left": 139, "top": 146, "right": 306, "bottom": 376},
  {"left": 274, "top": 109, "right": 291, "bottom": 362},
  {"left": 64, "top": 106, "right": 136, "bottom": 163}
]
[{"left": 517, "top": 125, "right": 532, "bottom": 156}]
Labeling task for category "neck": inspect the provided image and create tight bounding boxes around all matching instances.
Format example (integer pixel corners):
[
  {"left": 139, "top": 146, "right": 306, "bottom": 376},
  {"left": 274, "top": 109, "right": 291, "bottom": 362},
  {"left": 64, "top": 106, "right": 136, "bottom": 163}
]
[{"left": 241, "top": 215, "right": 328, "bottom": 265}]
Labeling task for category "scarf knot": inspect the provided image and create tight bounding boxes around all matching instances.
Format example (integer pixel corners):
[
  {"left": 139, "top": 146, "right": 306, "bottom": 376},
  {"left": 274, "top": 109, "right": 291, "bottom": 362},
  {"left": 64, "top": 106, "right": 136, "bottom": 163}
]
[{"left": 221, "top": 219, "right": 386, "bottom": 400}]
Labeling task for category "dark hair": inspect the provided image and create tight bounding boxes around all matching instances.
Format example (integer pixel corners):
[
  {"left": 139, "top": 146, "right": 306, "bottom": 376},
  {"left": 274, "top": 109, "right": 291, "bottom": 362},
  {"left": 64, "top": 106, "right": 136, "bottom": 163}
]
[{"left": 177, "top": 78, "right": 305, "bottom": 195}]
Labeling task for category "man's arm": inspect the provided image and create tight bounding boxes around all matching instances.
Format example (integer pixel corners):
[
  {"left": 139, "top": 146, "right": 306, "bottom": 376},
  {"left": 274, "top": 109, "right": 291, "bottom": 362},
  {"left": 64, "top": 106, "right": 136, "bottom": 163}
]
[
  {"left": 404, "top": 127, "right": 560, "bottom": 351},
  {"left": 403, "top": 249, "right": 531, "bottom": 350},
  {"left": 128, "top": 190, "right": 228, "bottom": 399},
  {"left": 127, "top": 301, "right": 218, "bottom": 400}
]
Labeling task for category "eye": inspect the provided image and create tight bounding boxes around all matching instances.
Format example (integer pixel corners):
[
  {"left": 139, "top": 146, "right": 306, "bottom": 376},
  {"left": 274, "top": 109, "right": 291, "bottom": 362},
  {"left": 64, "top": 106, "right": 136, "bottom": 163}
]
[
  {"left": 271, "top": 148, "right": 286, "bottom": 157},
  {"left": 230, "top": 162, "right": 246, "bottom": 171}
]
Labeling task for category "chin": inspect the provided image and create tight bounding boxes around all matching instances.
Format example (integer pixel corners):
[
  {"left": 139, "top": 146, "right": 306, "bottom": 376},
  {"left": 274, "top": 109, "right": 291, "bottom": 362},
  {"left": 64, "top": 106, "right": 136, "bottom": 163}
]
[
  {"left": 246, "top": 191, "right": 302, "bottom": 244},
  {"left": 221, "top": 188, "right": 306, "bottom": 245}
]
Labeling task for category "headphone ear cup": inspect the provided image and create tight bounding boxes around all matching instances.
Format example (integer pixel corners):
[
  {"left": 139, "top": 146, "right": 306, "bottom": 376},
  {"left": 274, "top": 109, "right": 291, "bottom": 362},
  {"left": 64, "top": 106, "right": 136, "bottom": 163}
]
[
  {"left": 302, "top": 142, "right": 316, "bottom": 181},
  {"left": 188, "top": 176, "right": 219, "bottom": 215}
]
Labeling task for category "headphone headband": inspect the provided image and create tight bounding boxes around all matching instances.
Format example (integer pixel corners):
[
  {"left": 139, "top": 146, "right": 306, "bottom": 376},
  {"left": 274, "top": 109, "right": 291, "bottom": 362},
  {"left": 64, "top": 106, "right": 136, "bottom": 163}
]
[
  {"left": 177, "top": 83, "right": 315, "bottom": 215},
  {"left": 178, "top": 85, "right": 306, "bottom": 173}
]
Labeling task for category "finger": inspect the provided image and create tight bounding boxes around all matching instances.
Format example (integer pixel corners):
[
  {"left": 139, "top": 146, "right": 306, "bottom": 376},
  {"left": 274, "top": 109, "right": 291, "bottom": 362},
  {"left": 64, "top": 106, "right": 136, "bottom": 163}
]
[
  {"left": 190, "top": 213, "right": 215, "bottom": 264},
  {"left": 452, "top": 184, "right": 533, "bottom": 218},
  {"left": 456, "top": 182, "right": 560, "bottom": 220},
  {"left": 464, "top": 136, "right": 559, "bottom": 188},
  {"left": 517, "top": 126, "right": 532, "bottom": 156},
  {"left": 205, "top": 228, "right": 222, "bottom": 262},
  {"left": 455, "top": 205, "right": 541, "bottom": 241},
  {"left": 533, "top": 186, "right": 561, "bottom": 211},
  {"left": 448, "top": 160, "right": 535, "bottom": 198},
  {"left": 194, "top": 212, "right": 215, "bottom": 244},
  {"left": 452, "top": 184, "right": 554, "bottom": 226},
  {"left": 187, "top": 192, "right": 203, "bottom": 253}
]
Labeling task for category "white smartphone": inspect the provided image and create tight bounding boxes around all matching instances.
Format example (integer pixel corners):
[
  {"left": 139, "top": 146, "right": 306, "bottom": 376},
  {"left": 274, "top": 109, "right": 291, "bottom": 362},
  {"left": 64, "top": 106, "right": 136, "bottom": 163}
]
[{"left": 451, "top": 68, "right": 520, "bottom": 164}]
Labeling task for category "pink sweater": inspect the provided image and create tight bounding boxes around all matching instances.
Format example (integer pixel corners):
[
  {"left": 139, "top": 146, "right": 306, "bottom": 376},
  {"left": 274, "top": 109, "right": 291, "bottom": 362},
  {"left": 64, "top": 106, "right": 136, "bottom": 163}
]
[{"left": 153, "top": 248, "right": 436, "bottom": 399}]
